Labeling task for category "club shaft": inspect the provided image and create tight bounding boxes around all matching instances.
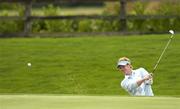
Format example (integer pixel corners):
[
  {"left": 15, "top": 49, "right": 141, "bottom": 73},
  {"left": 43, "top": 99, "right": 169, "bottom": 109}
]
[{"left": 152, "top": 34, "right": 174, "bottom": 73}]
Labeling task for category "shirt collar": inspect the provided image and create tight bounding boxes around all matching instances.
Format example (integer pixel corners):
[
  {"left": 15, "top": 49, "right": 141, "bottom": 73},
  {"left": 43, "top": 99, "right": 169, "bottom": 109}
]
[{"left": 125, "top": 70, "right": 135, "bottom": 78}]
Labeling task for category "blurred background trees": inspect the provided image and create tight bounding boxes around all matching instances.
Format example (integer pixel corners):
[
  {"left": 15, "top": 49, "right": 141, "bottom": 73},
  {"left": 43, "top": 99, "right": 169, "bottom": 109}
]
[{"left": 0, "top": 0, "right": 180, "bottom": 34}]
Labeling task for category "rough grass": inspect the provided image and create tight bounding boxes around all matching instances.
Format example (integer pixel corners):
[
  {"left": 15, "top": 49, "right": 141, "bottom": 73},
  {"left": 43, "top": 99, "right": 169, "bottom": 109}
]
[{"left": 0, "top": 34, "right": 180, "bottom": 96}]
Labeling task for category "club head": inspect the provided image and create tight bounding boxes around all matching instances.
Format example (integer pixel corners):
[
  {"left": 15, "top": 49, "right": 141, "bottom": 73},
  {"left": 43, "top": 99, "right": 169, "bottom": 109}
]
[{"left": 169, "top": 30, "right": 174, "bottom": 35}]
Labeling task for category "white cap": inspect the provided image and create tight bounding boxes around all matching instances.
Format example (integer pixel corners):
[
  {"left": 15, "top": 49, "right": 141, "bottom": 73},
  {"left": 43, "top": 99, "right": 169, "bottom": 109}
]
[{"left": 117, "top": 60, "right": 131, "bottom": 67}]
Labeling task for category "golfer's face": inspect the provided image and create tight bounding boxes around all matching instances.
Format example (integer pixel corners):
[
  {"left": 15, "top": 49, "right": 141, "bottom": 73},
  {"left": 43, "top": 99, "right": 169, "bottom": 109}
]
[{"left": 118, "top": 65, "right": 131, "bottom": 74}]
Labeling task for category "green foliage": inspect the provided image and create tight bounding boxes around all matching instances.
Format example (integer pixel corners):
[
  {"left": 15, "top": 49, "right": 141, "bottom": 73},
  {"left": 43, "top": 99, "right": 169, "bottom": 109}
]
[
  {"left": 46, "top": 20, "right": 74, "bottom": 32},
  {"left": 156, "top": 1, "right": 180, "bottom": 15},
  {"left": 31, "top": 1, "right": 180, "bottom": 33},
  {"left": 133, "top": 2, "right": 147, "bottom": 15},
  {"left": 32, "top": 20, "right": 47, "bottom": 33},
  {"left": 78, "top": 20, "right": 92, "bottom": 32},
  {"left": 0, "top": 20, "right": 23, "bottom": 33},
  {"left": 77, "top": 19, "right": 120, "bottom": 32},
  {"left": 146, "top": 19, "right": 172, "bottom": 32},
  {"left": 127, "top": 19, "right": 146, "bottom": 32},
  {"left": 32, "top": 19, "right": 121, "bottom": 33},
  {"left": 103, "top": 2, "right": 120, "bottom": 15},
  {"left": 1, "top": 1, "right": 180, "bottom": 33},
  {"left": 94, "top": 20, "right": 114, "bottom": 32},
  {"left": 42, "top": 4, "right": 60, "bottom": 16},
  {"left": 173, "top": 18, "right": 180, "bottom": 31},
  {"left": 128, "top": 2, "right": 149, "bottom": 32},
  {"left": 0, "top": 4, "right": 24, "bottom": 33},
  {"left": 32, "top": 2, "right": 122, "bottom": 34},
  {"left": 127, "top": 1, "right": 180, "bottom": 33},
  {"left": 15, "top": 4, "right": 24, "bottom": 16},
  {"left": 0, "top": 3, "right": 20, "bottom": 10},
  {"left": 141, "top": 1, "right": 180, "bottom": 32},
  {"left": 33, "top": 4, "right": 75, "bottom": 33},
  {"left": 0, "top": 3, "right": 24, "bottom": 16}
]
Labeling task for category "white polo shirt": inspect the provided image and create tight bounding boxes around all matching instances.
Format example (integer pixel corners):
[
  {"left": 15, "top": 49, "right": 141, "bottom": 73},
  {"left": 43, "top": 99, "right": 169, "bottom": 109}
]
[{"left": 121, "top": 68, "right": 154, "bottom": 96}]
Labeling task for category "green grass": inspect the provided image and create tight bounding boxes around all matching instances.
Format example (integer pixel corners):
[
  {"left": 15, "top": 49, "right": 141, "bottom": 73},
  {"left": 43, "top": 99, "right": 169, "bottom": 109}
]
[
  {"left": 0, "top": 7, "right": 104, "bottom": 16},
  {"left": 0, "top": 95, "right": 180, "bottom": 109},
  {"left": 32, "top": 7, "right": 103, "bottom": 16},
  {"left": 0, "top": 34, "right": 180, "bottom": 95},
  {"left": 60, "top": 7, "right": 103, "bottom": 15}
]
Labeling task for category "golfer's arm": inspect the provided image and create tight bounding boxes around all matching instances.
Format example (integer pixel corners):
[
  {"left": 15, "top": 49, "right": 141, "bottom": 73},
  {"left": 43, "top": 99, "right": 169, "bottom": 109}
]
[
  {"left": 136, "top": 78, "right": 146, "bottom": 86},
  {"left": 136, "top": 73, "right": 153, "bottom": 86}
]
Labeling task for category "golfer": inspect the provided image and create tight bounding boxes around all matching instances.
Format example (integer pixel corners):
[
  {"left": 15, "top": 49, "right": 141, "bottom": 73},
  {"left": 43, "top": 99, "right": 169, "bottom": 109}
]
[{"left": 117, "top": 57, "right": 154, "bottom": 96}]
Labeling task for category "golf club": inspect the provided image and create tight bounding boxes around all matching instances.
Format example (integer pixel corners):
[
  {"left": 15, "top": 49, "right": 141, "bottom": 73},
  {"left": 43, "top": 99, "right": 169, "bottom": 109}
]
[{"left": 152, "top": 30, "right": 175, "bottom": 74}]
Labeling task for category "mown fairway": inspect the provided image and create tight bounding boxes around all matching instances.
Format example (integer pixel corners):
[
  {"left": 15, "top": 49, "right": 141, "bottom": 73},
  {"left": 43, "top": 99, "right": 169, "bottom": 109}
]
[
  {"left": 0, "top": 34, "right": 180, "bottom": 95},
  {"left": 0, "top": 95, "right": 180, "bottom": 109}
]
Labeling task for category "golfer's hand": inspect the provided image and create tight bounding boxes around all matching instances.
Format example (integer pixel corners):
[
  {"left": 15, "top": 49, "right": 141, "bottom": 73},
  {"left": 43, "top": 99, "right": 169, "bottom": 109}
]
[
  {"left": 144, "top": 74, "right": 152, "bottom": 80},
  {"left": 150, "top": 73, "right": 153, "bottom": 76},
  {"left": 144, "top": 73, "right": 153, "bottom": 85}
]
